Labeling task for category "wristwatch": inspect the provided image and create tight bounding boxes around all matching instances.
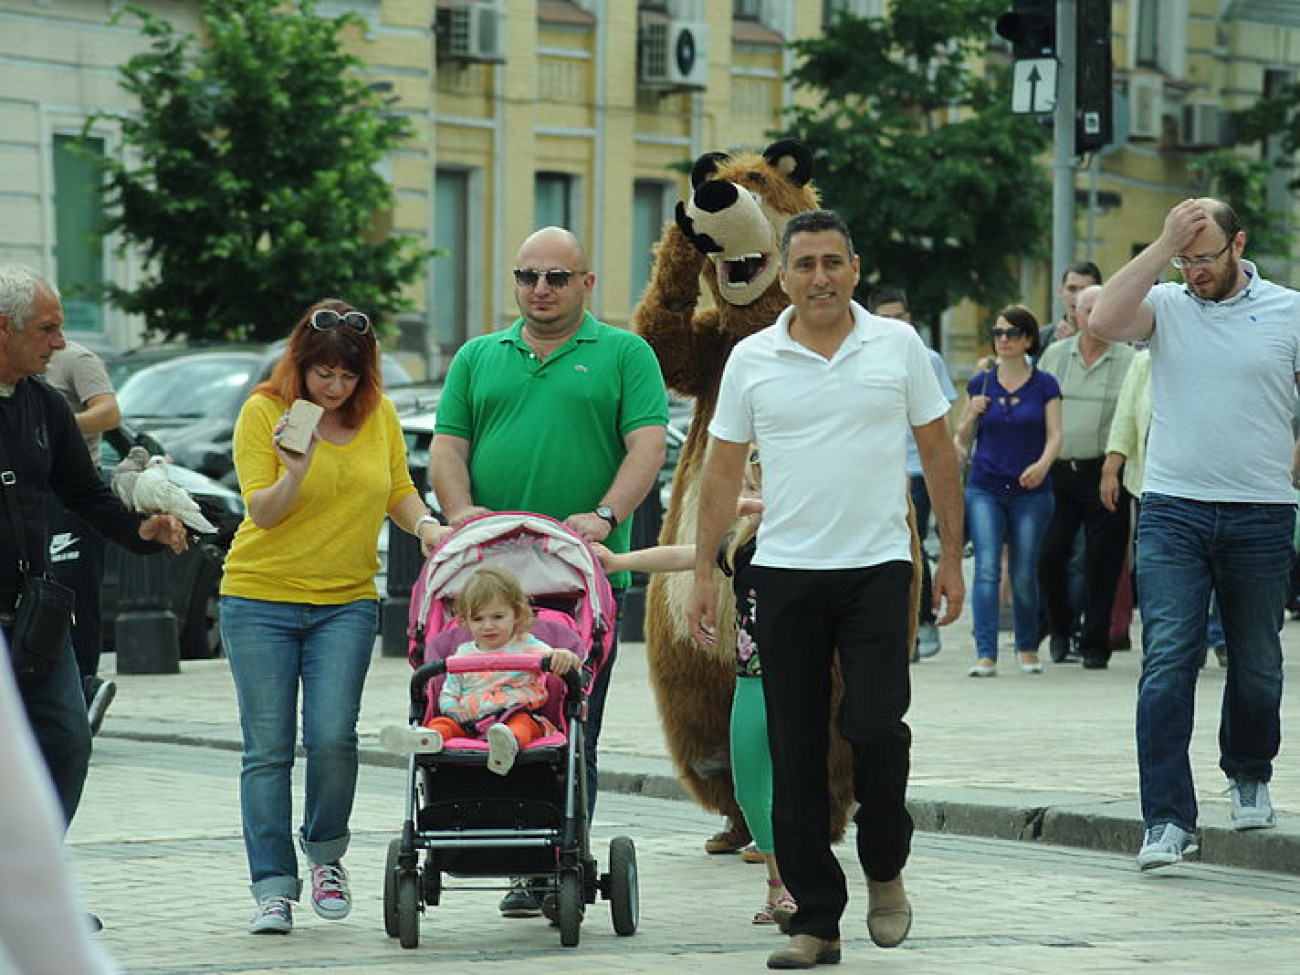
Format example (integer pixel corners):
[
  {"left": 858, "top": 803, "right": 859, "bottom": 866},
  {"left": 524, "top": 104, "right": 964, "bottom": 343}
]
[{"left": 594, "top": 505, "right": 619, "bottom": 530}]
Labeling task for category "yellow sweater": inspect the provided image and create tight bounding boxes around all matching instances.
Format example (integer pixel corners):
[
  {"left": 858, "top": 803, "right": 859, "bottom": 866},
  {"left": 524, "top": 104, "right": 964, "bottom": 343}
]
[{"left": 220, "top": 393, "right": 417, "bottom": 604}]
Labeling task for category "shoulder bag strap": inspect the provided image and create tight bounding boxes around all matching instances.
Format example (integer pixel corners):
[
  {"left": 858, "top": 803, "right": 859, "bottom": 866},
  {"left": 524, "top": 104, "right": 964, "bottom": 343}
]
[{"left": 0, "top": 433, "right": 33, "bottom": 572}]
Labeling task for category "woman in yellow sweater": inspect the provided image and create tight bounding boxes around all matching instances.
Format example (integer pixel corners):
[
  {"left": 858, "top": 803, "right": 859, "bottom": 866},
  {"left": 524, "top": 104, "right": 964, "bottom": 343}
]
[{"left": 220, "top": 300, "right": 444, "bottom": 936}]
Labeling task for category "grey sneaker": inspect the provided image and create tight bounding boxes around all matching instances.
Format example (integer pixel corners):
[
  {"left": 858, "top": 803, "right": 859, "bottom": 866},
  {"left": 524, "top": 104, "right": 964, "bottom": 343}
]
[
  {"left": 249, "top": 896, "right": 293, "bottom": 934},
  {"left": 916, "top": 621, "right": 942, "bottom": 659},
  {"left": 86, "top": 678, "right": 116, "bottom": 737},
  {"left": 1229, "top": 778, "right": 1276, "bottom": 830},
  {"left": 1136, "top": 823, "right": 1198, "bottom": 871}
]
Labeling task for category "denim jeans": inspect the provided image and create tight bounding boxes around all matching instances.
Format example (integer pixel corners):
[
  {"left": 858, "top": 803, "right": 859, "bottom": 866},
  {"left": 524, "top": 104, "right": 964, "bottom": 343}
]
[
  {"left": 5, "top": 630, "right": 91, "bottom": 826},
  {"left": 221, "top": 596, "right": 378, "bottom": 901},
  {"left": 965, "top": 485, "right": 1055, "bottom": 659},
  {"left": 1135, "top": 493, "right": 1293, "bottom": 830}
]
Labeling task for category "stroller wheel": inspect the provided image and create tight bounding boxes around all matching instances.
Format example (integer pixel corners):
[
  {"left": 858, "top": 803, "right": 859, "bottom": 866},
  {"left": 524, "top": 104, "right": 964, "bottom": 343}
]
[
  {"left": 558, "top": 870, "right": 583, "bottom": 948},
  {"left": 397, "top": 870, "right": 420, "bottom": 949},
  {"left": 607, "top": 836, "right": 638, "bottom": 936},
  {"left": 382, "top": 839, "right": 401, "bottom": 938}
]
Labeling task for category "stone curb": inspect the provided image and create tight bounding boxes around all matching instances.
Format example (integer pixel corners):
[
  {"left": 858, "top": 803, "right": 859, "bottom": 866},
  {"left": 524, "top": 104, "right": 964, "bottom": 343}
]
[{"left": 103, "top": 725, "right": 1300, "bottom": 877}]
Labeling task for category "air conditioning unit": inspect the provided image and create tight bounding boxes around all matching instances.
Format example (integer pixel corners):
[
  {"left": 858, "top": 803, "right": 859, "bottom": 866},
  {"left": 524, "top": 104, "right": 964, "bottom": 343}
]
[
  {"left": 1128, "top": 75, "right": 1163, "bottom": 139},
  {"left": 639, "top": 19, "right": 709, "bottom": 89},
  {"left": 438, "top": 2, "right": 505, "bottom": 64},
  {"left": 1180, "top": 101, "right": 1221, "bottom": 149}
]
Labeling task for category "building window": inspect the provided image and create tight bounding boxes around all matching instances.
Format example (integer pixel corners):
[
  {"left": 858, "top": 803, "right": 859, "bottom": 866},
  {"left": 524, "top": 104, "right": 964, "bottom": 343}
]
[
  {"left": 535, "top": 172, "right": 576, "bottom": 231},
  {"left": 434, "top": 168, "right": 470, "bottom": 357},
  {"left": 733, "top": 0, "right": 762, "bottom": 19},
  {"left": 1132, "top": 0, "right": 1185, "bottom": 78},
  {"left": 1135, "top": 0, "right": 1158, "bottom": 67},
  {"left": 630, "top": 181, "right": 672, "bottom": 307},
  {"left": 53, "top": 134, "right": 105, "bottom": 334},
  {"left": 823, "top": 0, "right": 882, "bottom": 27}
]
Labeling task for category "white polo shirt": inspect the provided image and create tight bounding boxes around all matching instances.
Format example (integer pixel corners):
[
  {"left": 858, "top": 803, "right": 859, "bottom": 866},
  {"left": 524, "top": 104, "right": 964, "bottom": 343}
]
[
  {"left": 1144, "top": 260, "right": 1300, "bottom": 504},
  {"left": 710, "top": 301, "right": 951, "bottom": 569}
]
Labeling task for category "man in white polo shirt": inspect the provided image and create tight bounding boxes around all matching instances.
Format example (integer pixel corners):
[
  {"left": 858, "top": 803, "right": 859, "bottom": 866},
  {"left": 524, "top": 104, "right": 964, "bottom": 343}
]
[{"left": 688, "top": 209, "right": 964, "bottom": 970}]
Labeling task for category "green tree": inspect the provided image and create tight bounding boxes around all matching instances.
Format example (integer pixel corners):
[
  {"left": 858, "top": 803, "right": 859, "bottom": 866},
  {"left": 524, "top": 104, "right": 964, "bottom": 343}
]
[
  {"left": 781, "top": 1, "right": 1052, "bottom": 331},
  {"left": 89, "top": 0, "right": 430, "bottom": 342},
  {"left": 1186, "top": 151, "right": 1291, "bottom": 267}
]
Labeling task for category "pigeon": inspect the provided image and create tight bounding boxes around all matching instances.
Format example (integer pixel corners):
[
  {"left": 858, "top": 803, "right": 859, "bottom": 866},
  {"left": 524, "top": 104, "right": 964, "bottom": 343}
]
[{"left": 113, "top": 448, "right": 218, "bottom": 535}]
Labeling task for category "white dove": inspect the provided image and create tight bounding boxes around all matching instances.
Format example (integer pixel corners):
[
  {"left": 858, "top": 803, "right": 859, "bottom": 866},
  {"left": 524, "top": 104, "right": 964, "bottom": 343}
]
[{"left": 118, "top": 450, "right": 218, "bottom": 535}]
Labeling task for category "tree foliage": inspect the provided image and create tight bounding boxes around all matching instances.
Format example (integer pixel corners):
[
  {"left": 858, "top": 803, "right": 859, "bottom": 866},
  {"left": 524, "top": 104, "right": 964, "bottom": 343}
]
[
  {"left": 89, "top": 0, "right": 430, "bottom": 342},
  {"left": 781, "top": 1, "right": 1051, "bottom": 330},
  {"left": 1187, "top": 151, "right": 1291, "bottom": 266}
]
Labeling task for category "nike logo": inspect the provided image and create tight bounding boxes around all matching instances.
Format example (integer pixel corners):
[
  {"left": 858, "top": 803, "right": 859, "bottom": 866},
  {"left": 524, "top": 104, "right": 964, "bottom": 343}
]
[{"left": 48, "top": 532, "right": 79, "bottom": 557}]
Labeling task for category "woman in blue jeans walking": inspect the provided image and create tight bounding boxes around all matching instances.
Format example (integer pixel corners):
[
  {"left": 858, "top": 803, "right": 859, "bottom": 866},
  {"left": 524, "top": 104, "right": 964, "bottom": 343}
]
[
  {"left": 220, "top": 300, "right": 445, "bottom": 935},
  {"left": 953, "top": 306, "right": 1062, "bottom": 676}
]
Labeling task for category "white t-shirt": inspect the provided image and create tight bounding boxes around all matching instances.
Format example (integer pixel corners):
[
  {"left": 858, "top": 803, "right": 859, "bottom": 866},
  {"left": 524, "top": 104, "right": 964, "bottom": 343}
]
[
  {"left": 710, "top": 301, "right": 950, "bottom": 569},
  {"left": 1144, "top": 261, "right": 1300, "bottom": 504}
]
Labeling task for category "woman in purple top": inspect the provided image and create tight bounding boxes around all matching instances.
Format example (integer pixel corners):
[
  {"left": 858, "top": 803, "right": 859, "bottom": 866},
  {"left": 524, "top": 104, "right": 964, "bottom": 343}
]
[{"left": 954, "top": 306, "right": 1062, "bottom": 676}]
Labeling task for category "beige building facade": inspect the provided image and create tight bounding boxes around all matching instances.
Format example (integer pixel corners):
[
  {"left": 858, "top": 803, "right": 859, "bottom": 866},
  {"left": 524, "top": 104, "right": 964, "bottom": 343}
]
[{"left": 1, "top": 1, "right": 1298, "bottom": 375}]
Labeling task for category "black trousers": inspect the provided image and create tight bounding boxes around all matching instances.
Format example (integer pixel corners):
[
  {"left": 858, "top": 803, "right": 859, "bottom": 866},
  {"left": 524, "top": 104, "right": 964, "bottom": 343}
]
[
  {"left": 48, "top": 502, "right": 106, "bottom": 697},
  {"left": 751, "top": 562, "right": 914, "bottom": 941},
  {"left": 1038, "top": 459, "right": 1131, "bottom": 661}
]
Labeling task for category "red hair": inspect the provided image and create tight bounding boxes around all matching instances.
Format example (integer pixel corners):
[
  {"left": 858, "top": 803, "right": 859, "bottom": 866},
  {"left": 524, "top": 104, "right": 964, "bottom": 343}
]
[{"left": 254, "top": 298, "right": 381, "bottom": 427}]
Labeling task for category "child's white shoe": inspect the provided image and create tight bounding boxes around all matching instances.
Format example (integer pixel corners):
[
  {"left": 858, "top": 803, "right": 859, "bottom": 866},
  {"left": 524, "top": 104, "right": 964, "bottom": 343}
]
[
  {"left": 380, "top": 725, "right": 444, "bottom": 755},
  {"left": 486, "top": 724, "right": 519, "bottom": 775}
]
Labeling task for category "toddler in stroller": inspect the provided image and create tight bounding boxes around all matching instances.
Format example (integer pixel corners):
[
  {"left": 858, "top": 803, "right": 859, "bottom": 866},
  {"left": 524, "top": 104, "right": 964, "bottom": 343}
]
[
  {"left": 380, "top": 566, "right": 581, "bottom": 774},
  {"left": 381, "top": 512, "right": 637, "bottom": 949}
]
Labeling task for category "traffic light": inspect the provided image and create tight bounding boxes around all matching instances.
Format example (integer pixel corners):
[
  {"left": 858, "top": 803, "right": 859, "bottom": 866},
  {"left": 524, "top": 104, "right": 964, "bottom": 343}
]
[
  {"left": 995, "top": 0, "right": 1056, "bottom": 60},
  {"left": 1075, "top": 0, "right": 1114, "bottom": 154}
]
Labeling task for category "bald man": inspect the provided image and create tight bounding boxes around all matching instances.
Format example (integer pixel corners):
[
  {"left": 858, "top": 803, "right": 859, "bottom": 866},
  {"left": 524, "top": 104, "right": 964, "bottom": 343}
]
[
  {"left": 1092, "top": 198, "right": 1300, "bottom": 869},
  {"left": 431, "top": 227, "right": 668, "bottom": 916}
]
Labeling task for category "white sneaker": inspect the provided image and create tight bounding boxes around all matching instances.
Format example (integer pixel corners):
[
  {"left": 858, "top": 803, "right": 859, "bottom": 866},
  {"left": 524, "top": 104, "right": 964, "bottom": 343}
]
[
  {"left": 968, "top": 659, "right": 997, "bottom": 677},
  {"left": 486, "top": 723, "right": 520, "bottom": 775},
  {"left": 1229, "top": 778, "right": 1276, "bottom": 830},
  {"left": 379, "top": 724, "right": 444, "bottom": 755},
  {"left": 1136, "top": 823, "right": 1199, "bottom": 871},
  {"left": 249, "top": 895, "right": 293, "bottom": 934}
]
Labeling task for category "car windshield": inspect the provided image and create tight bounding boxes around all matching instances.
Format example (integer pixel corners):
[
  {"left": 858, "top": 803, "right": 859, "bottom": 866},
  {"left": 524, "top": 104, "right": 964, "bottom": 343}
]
[{"left": 117, "top": 355, "right": 258, "bottom": 419}]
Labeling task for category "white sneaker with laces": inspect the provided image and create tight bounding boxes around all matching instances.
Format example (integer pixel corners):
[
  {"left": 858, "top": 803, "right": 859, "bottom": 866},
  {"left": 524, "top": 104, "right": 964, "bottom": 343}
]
[
  {"left": 379, "top": 724, "right": 444, "bottom": 755},
  {"left": 309, "top": 861, "right": 351, "bottom": 920},
  {"left": 1136, "top": 823, "right": 1198, "bottom": 871},
  {"left": 487, "top": 723, "right": 520, "bottom": 775},
  {"left": 249, "top": 895, "right": 293, "bottom": 934},
  {"left": 1229, "top": 778, "right": 1276, "bottom": 830}
]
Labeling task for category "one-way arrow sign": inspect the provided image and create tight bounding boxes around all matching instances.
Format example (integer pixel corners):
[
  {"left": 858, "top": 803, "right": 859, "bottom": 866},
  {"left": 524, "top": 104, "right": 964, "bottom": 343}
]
[{"left": 1011, "top": 58, "right": 1058, "bottom": 115}]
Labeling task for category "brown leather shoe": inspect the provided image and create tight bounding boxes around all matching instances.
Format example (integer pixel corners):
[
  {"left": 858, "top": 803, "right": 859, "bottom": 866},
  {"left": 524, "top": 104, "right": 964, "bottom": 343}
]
[
  {"left": 866, "top": 875, "right": 912, "bottom": 948},
  {"left": 766, "top": 934, "right": 841, "bottom": 969},
  {"left": 704, "top": 819, "right": 752, "bottom": 854}
]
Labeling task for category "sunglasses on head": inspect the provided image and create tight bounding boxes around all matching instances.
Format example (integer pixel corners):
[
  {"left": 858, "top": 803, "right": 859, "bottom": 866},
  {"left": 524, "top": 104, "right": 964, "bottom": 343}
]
[
  {"left": 512, "top": 268, "right": 582, "bottom": 289},
  {"left": 310, "top": 309, "right": 371, "bottom": 334},
  {"left": 991, "top": 326, "right": 1025, "bottom": 339}
]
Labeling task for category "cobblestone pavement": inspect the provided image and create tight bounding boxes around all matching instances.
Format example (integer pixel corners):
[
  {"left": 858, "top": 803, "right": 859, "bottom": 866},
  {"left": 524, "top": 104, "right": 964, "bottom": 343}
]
[{"left": 73, "top": 736, "right": 1300, "bottom": 975}]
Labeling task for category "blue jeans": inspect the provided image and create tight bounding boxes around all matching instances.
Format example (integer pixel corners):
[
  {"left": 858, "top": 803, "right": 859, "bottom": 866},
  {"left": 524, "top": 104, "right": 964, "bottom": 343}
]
[
  {"left": 965, "top": 485, "right": 1055, "bottom": 659},
  {"left": 1135, "top": 494, "right": 1293, "bottom": 830},
  {"left": 221, "top": 596, "right": 378, "bottom": 901}
]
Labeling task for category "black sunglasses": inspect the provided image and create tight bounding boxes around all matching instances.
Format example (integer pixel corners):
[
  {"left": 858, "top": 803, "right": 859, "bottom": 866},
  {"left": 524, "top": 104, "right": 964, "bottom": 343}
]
[
  {"left": 991, "top": 326, "right": 1025, "bottom": 339},
  {"left": 512, "top": 268, "right": 583, "bottom": 289},
  {"left": 310, "top": 309, "right": 371, "bottom": 334}
]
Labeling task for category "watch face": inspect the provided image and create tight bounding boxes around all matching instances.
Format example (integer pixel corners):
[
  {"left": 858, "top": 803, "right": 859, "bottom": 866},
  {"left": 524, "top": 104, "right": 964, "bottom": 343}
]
[{"left": 596, "top": 505, "right": 616, "bottom": 525}]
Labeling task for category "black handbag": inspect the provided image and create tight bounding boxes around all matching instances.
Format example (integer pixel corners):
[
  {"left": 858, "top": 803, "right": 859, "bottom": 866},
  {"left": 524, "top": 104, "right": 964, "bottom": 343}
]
[{"left": 0, "top": 446, "right": 76, "bottom": 682}]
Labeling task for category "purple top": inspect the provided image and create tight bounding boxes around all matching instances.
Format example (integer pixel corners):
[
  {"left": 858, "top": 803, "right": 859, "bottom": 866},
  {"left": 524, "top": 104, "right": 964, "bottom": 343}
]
[{"left": 966, "top": 367, "right": 1061, "bottom": 495}]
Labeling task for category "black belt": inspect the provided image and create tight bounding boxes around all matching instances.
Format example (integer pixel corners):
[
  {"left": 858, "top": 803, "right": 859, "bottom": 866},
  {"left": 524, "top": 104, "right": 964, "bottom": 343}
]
[{"left": 1054, "top": 457, "right": 1103, "bottom": 472}]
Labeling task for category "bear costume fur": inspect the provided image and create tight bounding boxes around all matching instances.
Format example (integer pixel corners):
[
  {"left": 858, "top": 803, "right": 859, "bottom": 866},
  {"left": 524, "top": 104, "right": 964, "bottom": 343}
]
[{"left": 632, "top": 139, "right": 922, "bottom": 844}]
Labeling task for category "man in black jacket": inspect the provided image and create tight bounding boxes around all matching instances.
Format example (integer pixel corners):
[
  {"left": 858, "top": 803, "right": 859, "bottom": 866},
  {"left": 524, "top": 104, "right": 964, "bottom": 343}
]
[{"left": 0, "top": 264, "right": 186, "bottom": 825}]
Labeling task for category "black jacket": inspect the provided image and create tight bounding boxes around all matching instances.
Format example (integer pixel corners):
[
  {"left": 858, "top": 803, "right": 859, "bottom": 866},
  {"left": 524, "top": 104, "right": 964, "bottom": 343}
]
[{"left": 0, "top": 376, "right": 158, "bottom": 610}]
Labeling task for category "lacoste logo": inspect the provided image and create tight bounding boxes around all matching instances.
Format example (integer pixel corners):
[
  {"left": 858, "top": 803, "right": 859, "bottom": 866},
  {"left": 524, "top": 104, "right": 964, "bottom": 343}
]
[{"left": 573, "top": 364, "right": 589, "bottom": 373}]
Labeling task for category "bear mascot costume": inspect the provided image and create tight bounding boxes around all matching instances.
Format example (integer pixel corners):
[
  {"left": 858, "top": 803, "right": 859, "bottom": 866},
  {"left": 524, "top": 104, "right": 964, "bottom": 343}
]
[{"left": 632, "top": 138, "right": 922, "bottom": 850}]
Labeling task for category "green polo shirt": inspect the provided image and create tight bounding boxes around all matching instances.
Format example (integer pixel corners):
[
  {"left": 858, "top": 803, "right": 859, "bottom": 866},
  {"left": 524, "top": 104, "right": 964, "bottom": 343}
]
[{"left": 436, "top": 312, "right": 668, "bottom": 587}]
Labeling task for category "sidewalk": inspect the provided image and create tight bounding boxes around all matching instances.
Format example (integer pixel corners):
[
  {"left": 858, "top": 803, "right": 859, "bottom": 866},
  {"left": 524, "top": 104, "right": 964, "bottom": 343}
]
[{"left": 97, "top": 614, "right": 1300, "bottom": 875}]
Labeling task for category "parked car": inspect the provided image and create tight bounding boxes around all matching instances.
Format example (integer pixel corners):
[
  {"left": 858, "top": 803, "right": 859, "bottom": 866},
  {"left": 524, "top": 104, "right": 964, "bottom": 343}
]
[
  {"left": 97, "top": 423, "right": 245, "bottom": 659},
  {"left": 112, "top": 342, "right": 414, "bottom": 488}
]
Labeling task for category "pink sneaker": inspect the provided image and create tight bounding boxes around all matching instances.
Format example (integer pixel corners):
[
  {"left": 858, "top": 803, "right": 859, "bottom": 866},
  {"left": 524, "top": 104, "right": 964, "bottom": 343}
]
[{"left": 309, "top": 861, "right": 351, "bottom": 920}]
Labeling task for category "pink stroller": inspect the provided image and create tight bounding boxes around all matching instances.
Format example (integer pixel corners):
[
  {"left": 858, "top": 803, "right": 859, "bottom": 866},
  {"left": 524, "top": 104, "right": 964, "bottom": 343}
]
[{"left": 382, "top": 512, "right": 638, "bottom": 949}]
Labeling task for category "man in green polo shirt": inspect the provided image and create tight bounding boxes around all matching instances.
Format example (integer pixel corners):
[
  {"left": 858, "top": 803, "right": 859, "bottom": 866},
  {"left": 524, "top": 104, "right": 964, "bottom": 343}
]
[{"left": 431, "top": 225, "right": 668, "bottom": 917}]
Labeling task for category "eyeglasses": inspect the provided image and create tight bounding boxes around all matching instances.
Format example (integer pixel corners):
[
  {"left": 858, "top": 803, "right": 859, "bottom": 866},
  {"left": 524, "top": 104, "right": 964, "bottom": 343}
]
[
  {"left": 991, "top": 326, "right": 1025, "bottom": 339},
  {"left": 310, "top": 309, "right": 371, "bottom": 334},
  {"left": 1170, "top": 241, "right": 1232, "bottom": 270},
  {"left": 512, "top": 268, "right": 583, "bottom": 289}
]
